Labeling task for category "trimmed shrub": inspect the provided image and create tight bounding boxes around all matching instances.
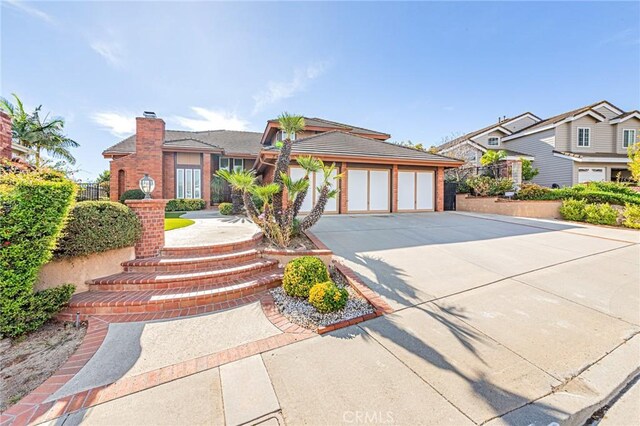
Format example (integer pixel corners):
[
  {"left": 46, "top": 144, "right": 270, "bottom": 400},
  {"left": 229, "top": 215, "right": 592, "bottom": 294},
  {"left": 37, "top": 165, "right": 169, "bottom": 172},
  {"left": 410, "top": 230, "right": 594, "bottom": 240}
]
[
  {"left": 559, "top": 199, "right": 587, "bottom": 221},
  {"left": 515, "top": 183, "right": 552, "bottom": 200},
  {"left": 0, "top": 171, "right": 77, "bottom": 337},
  {"left": 467, "top": 176, "right": 493, "bottom": 197},
  {"left": 282, "top": 256, "right": 329, "bottom": 298},
  {"left": 119, "top": 189, "right": 145, "bottom": 203},
  {"left": 165, "top": 198, "right": 206, "bottom": 212},
  {"left": 622, "top": 203, "right": 640, "bottom": 229},
  {"left": 584, "top": 181, "right": 638, "bottom": 196},
  {"left": 54, "top": 201, "right": 142, "bottom": 258},
  {"left": 584, "top": 203, "right": 618, "bottom": 226},
  {"left": 219, "top": 202, "right": 233, "bottom": 215},
  {"left": 489, "top": 178, "right": 514, "bottom": 196},
  {"left": 308, "top": 281, "right": 348, "bottom": 313}
]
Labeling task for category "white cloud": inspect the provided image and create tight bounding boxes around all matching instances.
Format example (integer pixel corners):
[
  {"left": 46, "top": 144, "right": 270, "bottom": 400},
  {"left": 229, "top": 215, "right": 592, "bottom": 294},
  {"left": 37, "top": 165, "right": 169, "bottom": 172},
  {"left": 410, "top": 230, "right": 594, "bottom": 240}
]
[
  {"left": 253, "top": 62, "right": 328, "bottom": 113},
  {"left": 3, "top": 0, "right": 56, "bottom": 25},
  {"left": 91, "top": 112, "right": 135, "bottom": 137},
  {"left": 172, "top": 107, "right": 249, "bottom": 131},
  {"left": 90, "top": 40, "right": 125, "bottom": 67}
]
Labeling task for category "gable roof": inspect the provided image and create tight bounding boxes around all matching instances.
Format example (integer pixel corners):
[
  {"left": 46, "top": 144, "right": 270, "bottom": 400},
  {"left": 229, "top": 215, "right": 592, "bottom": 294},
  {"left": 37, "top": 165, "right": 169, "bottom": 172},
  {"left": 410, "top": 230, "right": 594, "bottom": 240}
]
[
  {"left": 610, "top": 110, "right": 640, "bottom": 124},
  {"left": 103, "top": 130, "right": 263, "bottom": 157},
  {"left": 263, "top": 130, "right": 461, "bottom": 164},
  {"left": 264, "top": 116, "right": 390, "bottom": 138}
]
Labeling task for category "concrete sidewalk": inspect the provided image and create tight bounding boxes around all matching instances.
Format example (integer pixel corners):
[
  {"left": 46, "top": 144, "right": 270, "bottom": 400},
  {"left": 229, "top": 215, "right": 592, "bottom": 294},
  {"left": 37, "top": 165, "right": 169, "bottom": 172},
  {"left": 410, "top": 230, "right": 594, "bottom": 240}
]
[{"left": 165, "top": 212, "right": 259, "bottom": 247}]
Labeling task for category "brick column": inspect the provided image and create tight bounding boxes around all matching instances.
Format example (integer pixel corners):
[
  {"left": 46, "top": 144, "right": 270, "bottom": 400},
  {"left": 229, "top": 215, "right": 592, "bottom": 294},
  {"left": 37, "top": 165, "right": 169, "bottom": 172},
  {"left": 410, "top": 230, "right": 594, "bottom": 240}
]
[
  {"left": 202, "top": 153, "right": 211, "bottom": 206},
  {"left": 340, "top": 162, "right": 348, "bottom": 213},
  {"left": 126, "top": 199, "right": 168, "bottom": 258},
  {"left": 391, "top": 164, "right": 398, "bottom": 213},
  {"left": 0, "top": 111, "right": 12, "bottom": 159},
  {"left": 435, "top": 167, "right": 445, "bottom": 212}
]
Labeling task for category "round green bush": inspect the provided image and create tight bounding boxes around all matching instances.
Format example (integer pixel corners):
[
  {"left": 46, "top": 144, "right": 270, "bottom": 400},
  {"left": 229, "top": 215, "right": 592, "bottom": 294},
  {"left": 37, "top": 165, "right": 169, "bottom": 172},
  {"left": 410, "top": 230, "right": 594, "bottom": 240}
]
[
  {"left": 308, "top": 281, "right": 348, "bottom": 313},
  {"left": 282, "top": 256, "right": 330, "bottom": 298},
  {"left": 54, "top": 201, "right": 142, "bottom": 258},
  {"left": 559, "top": 199, "right": 587, "bottom": 221},
  {"left": 584, "top": 203, "right": 618, "bottom": 226},
  {"left": 219, "top": 202, "right": 233, "bottom": 215},
  {"left": 119, "top": 189, "right": 145, "bottom": 203}
]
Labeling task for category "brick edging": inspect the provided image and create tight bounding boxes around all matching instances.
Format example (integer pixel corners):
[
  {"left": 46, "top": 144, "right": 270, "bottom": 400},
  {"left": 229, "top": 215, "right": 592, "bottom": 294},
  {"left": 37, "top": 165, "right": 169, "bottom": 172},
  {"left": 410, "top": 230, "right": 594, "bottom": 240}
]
[
  {"left": 303, "top": 230, "right": 330, "bottom": 250},
  {"left": 332, "top": 261, "right": 395, "bottom": 315}
]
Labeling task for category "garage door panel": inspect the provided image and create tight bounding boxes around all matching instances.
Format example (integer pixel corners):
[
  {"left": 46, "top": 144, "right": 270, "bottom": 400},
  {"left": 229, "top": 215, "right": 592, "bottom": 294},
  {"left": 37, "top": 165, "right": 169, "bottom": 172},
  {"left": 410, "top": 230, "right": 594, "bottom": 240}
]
[
  {"left": 348, "top": 170, "right": 368, "bottom": 212},
  {"left": 398, "top": 172, "right": 415, "bottom": 210},
  {"left": 369, "top": 170, "right": 390, "bottom": 211},
  {"left": 578, "top": 168, "right": 605, "bottom": 184},
  {"left": 290, "top": 167, "right": 313, "bottom": 213},
  {"left": 416, "top": 172, "right": 434, "bottom": 210}
]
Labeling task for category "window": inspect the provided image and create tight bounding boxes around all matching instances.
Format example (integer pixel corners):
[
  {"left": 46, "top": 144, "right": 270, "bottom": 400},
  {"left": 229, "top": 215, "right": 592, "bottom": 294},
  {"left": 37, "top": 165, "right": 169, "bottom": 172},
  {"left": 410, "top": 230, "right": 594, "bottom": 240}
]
[
  {"left": 623, "top": 129, "right": 636, "bottom": 148},
  {"left": 279, "top": 131, "right": 295, "bottom": 141},
  {"left": 487, "top": 137, "right": 500, "bottom": 146},
  {"left": 219, "top": 157, "right": 230, "bottom": 170},
  {"left": 577, "top": 127, "right": 591, "bottom": 147},
  {"left": 176, "top": 167, "right": 202, "bottom": 199},
  {"left": 233, "top": 159, "right": 244, "bottom": 172}
]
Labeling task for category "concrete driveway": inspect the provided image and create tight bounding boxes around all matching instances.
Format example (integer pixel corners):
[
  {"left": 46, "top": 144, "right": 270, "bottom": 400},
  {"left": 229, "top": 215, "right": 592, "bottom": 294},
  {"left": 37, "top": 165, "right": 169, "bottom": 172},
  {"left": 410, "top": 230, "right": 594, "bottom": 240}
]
[{"left": 263, "top": 212, "right": 640, "bottom": 424}]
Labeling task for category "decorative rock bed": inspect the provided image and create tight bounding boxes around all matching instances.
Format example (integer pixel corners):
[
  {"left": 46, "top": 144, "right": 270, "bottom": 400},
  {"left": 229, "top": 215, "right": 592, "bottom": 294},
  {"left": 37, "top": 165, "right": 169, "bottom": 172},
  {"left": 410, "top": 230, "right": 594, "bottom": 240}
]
[{"left": 269, "top": 267, "right": 375, "bottom": 332}]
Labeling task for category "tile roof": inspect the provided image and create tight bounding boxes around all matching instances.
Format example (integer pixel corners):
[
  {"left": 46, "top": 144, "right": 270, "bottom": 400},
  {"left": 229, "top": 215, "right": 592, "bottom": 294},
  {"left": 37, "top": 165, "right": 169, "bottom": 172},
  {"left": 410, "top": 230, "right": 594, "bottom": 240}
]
[
  {"left": 553, "top": 150, "right": 628, "bottom": 159},
  {"left": 103, "top": 130, "right": 263, "bottom": 156},
  {"left": 268, "top": 117, "right": 390, "bottom": 137},
  {"left": 513, "top": 100, "right": 622, "bottom": 134},
  {"left": 265, "top": 130, "right": 461, "bottom": 163}
]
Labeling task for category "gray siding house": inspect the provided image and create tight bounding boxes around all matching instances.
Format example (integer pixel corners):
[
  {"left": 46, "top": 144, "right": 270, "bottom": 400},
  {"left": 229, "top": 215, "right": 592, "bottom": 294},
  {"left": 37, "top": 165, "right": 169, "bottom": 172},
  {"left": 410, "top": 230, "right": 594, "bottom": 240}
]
[{"left": 437, "top": 101, "right": 640, "bottom": 187}]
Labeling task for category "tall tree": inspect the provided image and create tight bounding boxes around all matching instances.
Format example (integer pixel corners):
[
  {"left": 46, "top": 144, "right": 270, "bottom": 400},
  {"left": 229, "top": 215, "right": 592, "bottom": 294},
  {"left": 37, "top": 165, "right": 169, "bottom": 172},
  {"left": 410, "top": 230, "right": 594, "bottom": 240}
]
[{"left": 0, "top": 94, "right": 79, "bottom": 167}]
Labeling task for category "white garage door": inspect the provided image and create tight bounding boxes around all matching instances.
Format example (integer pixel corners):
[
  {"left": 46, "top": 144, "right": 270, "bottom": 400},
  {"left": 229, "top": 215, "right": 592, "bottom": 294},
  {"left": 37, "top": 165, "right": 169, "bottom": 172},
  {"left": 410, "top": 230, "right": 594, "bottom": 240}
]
[
  {"left": 289, "top": 167, "right": 338, "bottom": 214},
  {"left": 347, "top": 169, "right": 390, "bottom": 213},
  {"left": 578, "top": 168, "right": 605, "bottom": 183},
  {"left": 398, "top": 171, "right": 435, "bottom": 211}
]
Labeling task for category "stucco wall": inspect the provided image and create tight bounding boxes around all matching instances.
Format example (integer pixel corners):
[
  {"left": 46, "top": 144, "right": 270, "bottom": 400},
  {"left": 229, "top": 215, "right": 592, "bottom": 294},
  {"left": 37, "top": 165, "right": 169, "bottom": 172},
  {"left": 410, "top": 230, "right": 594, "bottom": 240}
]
[
  {"left": 456, "top": 195, "right": 562, "bottom": 219},
  {"left": 36, "top": 246, "right": 135, "bottom": 294}
]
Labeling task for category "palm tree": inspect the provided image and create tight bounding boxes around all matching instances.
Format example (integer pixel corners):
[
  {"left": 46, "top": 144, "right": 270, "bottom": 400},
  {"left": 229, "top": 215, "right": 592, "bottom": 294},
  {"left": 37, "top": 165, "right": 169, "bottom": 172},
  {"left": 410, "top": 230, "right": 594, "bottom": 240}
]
[
  {"left": 480, "top": 150, "right": 507, "bottom": 178},
  {"left": 216, "top": 169, "right": 261, "bottom": 220},
  {"left": 272, "top": 113, "right": 305, "bottom": 226},
  {"left": 0, "top": 94, "right": 79, "bottom": 167},
  {"left": 300, "top": 162, "right": 341, "bottom": 232},
  {"left": 291, "top": 156, "right": 322, "bottom": 217}
]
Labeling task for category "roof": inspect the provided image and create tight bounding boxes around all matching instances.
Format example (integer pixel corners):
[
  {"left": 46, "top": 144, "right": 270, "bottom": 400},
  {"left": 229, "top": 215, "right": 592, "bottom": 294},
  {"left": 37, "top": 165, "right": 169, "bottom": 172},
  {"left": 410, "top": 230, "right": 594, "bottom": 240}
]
[
  {"left": 267, "top": 116, "right": 390, "bottom": 137},
  {"left": 500, "top": 149, "right": 534, "bottom": 158},
  {"left": 103, "top": 130, "right": 263, "bottom": 156},
  {"left": 552, "top": 150, "right": 628, "bottom": 159},
  {"left": 263, "top": 130, "right": 461, "bottom": 164},
  {"left": 513, "top": 100, "right": 623, "bottom": 134}
]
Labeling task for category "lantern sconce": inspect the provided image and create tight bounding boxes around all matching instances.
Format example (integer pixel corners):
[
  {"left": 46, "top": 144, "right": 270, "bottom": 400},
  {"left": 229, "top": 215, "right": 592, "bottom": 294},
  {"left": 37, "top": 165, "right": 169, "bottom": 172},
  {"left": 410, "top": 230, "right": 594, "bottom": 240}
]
[{"left": 139, "top": 174, "right": 155, "bottom": 199}]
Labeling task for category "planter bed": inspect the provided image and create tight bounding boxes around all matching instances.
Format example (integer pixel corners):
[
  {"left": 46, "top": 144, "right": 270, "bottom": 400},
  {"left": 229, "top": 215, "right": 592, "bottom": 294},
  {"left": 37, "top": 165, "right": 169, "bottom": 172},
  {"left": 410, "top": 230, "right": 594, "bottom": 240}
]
[
  {"left": 269, "top": 265, "right": 376, "bottom": 333},
  {"left": 260, "top": 230, "right": 333, "bottom": 266}
]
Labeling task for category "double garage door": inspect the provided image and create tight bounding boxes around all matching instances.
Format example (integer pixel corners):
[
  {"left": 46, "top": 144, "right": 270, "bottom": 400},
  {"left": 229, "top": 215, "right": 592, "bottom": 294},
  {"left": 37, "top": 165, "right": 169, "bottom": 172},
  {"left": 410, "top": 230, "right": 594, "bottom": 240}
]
[
  {"left": 578, "top": 168, "right": 605, "bottom": 183},
  {"left": 346, "top": 168, "right": 435, "bottom": 213}
]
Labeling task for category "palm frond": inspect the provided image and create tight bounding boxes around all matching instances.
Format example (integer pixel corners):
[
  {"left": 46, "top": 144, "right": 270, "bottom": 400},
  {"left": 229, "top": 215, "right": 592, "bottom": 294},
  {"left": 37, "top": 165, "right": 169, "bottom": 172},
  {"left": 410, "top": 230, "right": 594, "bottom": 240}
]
[
  {"left": 296, "top": 156, "right": 322, "bottom": 173},
  {"left": 277, "top": 112, "right": 305, "bottom": 137},
  {"left": 216, "top": 169, "right": 256, "bottom": 191}
]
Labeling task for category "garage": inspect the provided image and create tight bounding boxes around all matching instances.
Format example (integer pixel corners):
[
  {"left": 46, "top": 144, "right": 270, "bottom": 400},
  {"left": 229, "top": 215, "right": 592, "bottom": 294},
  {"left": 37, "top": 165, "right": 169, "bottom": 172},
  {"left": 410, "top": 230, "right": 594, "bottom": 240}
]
[
  {"left": 578, "top": 168, "right": 605, "bottom": 183},
  {"left": 397, "top": 170, "right": 435, "bottom": 211},
  {"left": 289, "top": 167, "right": 338, "bottom": 214},
  {"left": 347, "top": 168, "right": 390, "bottom": 213}
]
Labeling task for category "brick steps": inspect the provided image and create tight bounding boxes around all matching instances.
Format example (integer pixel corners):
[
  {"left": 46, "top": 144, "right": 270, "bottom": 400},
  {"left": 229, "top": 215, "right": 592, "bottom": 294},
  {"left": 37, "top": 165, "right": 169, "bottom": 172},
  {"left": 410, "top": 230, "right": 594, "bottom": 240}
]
[
  {"left": 122, "top": 248, "right": 260, "bottom": 272},
  {"left": 161, "top": 233, "right": 263, "bottom": 257},
  {"left": 60, "top": 271, "right": 283, "bottom": 318},
  {"left": 90, "top": 259, "right": 278, "bottom": 291}
]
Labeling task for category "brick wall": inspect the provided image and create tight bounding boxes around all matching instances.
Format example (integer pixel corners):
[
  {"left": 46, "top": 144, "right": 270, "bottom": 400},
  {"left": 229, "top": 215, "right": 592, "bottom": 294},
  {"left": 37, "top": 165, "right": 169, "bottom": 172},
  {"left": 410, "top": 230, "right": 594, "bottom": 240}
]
[
  {"left": 436, "top": 167, "right": 445, "bottom": 212},
  {"left": 125, "top": 199, "right": 168, "bottom": 258},
  {"left": 0, "top": 111, "right": 12, "bottom": 159},
  {"left": 162, "top": 153, "right": 175, "bottom": 199},
  {"left": 391, "top": 164, "right": 398, "bottom": 213},
  {"left": 339, "top": 162, "right": 348, "bottom": 213},
  {"left": 202, "top": 153, "right": 211, "bottom": 206}
]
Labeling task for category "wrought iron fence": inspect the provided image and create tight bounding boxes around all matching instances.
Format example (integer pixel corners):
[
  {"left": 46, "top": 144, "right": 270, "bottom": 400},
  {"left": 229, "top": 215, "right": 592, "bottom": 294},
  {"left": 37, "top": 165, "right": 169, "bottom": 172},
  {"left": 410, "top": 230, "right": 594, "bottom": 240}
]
[{"left": 76, "top": 182, "right": 110, "bottom": 201}]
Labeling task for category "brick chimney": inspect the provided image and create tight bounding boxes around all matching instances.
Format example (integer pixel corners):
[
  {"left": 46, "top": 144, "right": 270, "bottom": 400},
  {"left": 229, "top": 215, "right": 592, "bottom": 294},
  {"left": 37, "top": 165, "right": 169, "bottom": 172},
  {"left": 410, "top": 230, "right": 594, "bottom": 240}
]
[
  {"left": 134, "top": 111, "right": 165, "bottom": 198},
  {"left": 0, "top": 111, "right": 12, "bottom": 159}
]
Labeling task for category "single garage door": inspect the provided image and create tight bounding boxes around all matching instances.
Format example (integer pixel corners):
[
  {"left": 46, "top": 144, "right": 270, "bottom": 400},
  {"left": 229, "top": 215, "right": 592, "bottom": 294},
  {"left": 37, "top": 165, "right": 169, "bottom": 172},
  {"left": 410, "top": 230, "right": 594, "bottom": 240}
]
[
  {"left": 347, "top": 169, "right": 390, "bottom": 213},
  {"left": 578, "top": 168, "right": 605, "bottom": 183},
  {"left": 289, "top": 167, "right": 338, "bottom": 214},
  {"left": 398, "top": 171, "right": 434, "bottom": 211}
]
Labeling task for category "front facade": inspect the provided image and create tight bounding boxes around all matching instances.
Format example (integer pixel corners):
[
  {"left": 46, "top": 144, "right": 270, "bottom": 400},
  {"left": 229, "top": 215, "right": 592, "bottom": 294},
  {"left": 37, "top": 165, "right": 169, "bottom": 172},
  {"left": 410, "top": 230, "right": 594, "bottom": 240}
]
[
  {"left": 437, "top": 101, "right": 640, "bottom": 187},
  {"left": 104, "top": 113, "right": 462, "bottom": 213}
]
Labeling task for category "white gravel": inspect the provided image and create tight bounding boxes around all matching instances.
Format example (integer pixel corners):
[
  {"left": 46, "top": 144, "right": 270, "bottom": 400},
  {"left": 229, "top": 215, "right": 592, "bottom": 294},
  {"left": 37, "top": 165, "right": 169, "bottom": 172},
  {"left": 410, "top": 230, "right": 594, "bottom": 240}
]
[{"left": 269, "top": 269, "right": 375, "bottom": 330}]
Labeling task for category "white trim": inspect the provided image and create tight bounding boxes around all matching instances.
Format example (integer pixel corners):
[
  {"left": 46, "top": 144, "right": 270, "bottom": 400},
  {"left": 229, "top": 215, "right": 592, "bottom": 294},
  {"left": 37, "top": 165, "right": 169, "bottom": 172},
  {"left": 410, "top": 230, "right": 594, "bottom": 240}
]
[
  {"left": 557, "top": 110, "right": 606, "bottom": 126},
  {"left": 576, "top": 127, "right": 591, "bottom": 148},
  {"left": 502, "top": 124, "right": 555, "bottom": 141},
  {"left": 552, "top": 152, "right": 628, "bottom": 163},
  {"left": 610, "top": 112, "right": 640, "bottom": 124},
  {"left": 219, "top": 157, "right": 230, "bottom": 170},
  {"left": 623, "top": 129, "right": 636, "bottom": 148},
  {"left": 11, "top": 142, "right": 34, "bottom": 154},
  {"left": 592, "top": 102, "right": 623, "bottom": 116},
  {"left": 502, "top": 113, "right": 541, "bottom": 126},
  {"left": 439, "top": 139, "right": 487, "bottom": 155},
  {"left": 470, "top": 125, "right": 512, "bottom": 140},
  {"left": 505, "top": 155, "right": 534, "bottom": 161}
]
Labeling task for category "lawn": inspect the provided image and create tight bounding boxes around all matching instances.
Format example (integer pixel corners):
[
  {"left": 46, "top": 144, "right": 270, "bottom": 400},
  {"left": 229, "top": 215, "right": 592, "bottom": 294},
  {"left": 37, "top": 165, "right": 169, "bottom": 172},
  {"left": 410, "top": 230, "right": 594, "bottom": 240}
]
[{"left": 164, "top": 212, "right": 195, "bottom": 231}]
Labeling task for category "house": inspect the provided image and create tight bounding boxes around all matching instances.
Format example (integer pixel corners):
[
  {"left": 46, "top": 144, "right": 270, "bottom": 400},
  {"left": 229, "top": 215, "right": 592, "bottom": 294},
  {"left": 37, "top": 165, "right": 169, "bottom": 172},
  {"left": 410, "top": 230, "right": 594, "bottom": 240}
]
[
  {"left": 436, "top": 101, "right": 640, "bottom": 186},
  {"left": 103, "top": 112, "right": 463, "bottom": 213},
  {"left": 0, "top": 111, "right": 34, "bottom": 162}
]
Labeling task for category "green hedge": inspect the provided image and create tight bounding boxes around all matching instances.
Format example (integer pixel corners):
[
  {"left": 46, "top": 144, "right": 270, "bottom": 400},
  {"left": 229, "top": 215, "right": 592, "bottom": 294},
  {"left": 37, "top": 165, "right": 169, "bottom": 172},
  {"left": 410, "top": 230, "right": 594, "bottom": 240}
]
[
  {"left": 516, "top": 182, "right": 640, "bottom": 206},
  {"left": 0, "top": 171, "right": 77, "bottom": 337},
  {"left": 219, "top": 202, "right": 233, "bottom": 215},
  {"left": 54, "top": 201, "right": 142, "bottom": 258},
  {"left": 119, "top": 189, "right": 145, "bottom": 203},
  {"left": 165, "top": 198, "right": 206, "bottom": 212}
]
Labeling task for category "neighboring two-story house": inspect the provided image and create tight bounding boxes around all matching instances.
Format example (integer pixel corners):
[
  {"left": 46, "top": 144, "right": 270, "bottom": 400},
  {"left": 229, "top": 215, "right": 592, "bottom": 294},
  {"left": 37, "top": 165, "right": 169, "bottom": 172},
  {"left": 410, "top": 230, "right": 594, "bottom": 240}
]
[
  {"left": 436, "top": 101, "right": 640, "bottom": 186},
  {"left": 103, "top": 113, "right": 462, "bottom": 213}
]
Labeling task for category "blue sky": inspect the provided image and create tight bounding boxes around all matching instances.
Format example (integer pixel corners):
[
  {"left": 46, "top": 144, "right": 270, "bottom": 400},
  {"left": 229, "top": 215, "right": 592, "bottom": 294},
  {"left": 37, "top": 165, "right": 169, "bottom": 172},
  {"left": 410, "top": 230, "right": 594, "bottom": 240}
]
[{"left": 2, "top": 1, "right": 639, "bottom": 180}]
